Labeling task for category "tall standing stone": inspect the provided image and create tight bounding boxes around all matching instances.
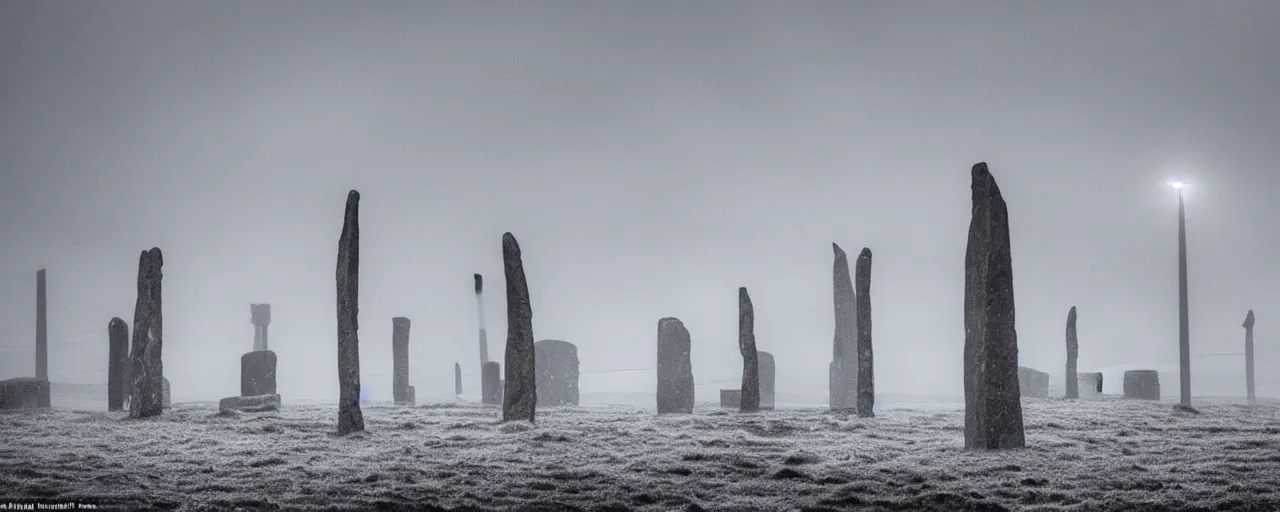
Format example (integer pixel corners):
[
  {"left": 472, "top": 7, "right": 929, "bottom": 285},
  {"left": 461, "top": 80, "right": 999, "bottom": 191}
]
[
  {"left": 758, "top": 351, "right": 775, "bottom": 410},
  {"left": 656, "top": 317, "right": 695, "bottom": 414},
  {"left": 475, "top": 274, "right": 490, "bottom": 369},
  {"left": 35, "top": 269, "right": 47, "bottom": 381},
  {"left": 129, "top": 248, "right": 165, "bottom": 419},
  {"left": 107, "top": 318, "right": 129, "bottom": 411},
  {"left": 482, "top": 361, "right": 502, "bottom": 404},
  {"left": 738, "top": 287, "right": 760, "bottom": 413},
  {"left": 250, "top": 304, "right": 271, "bottom": 351},
  {"left": 392, "top": 317, "right": 414, "bottom": 406},
  {"left": 1065, "top": 306, "right": 1079, "bottom": 399},
  {"left": 830, "top": 244, "right": 858, "bottom": 411},
  {"left": 455, "top": 362, "right": 463, "bottom": 396},
  {"left": 335, "top": 190, "right": 364, "bottom": 435},
  {"left": 855, "top": 247, "right": 874, "bottom": 417},
  {"left": 501, "top": 233, "right": 536, "bottom": 422},
  {"left": 1244, "top": 310, "right": 1255, "bottom": 403},
  {"left": 962, "top": 162, "right": 1025, "bottom": 450}
]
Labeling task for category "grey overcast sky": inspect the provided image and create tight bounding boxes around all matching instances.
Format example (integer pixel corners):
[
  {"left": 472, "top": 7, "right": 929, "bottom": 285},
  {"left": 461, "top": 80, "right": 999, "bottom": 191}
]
[{"left": 2, "top": 1, "right": 1279, "bottom": 402}]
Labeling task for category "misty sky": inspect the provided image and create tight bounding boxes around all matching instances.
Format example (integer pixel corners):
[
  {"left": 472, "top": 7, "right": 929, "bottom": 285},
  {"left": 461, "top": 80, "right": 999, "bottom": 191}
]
[{"left": 3, "top": 1, "right": 1279, "bottom": 402}]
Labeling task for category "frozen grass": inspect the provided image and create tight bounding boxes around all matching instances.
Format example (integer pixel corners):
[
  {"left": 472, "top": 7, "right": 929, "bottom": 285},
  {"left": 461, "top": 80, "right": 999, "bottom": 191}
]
[{"left": 3, "top": 396, "right": 1280, "bottom": 511}]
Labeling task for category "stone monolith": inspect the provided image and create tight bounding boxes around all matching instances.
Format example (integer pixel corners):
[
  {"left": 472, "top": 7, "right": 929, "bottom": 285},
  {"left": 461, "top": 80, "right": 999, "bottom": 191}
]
[
  {"left": 455, "top": 362, "right": 463, "bottom": 396},
  {"left": 36, "top": 269, "right": 47, "bottom": 381},
  {"left": 482, "top": 361, "right": 502, "bottom": 404},
  {"left": 502, "top": 233, "right": 536, "bottom": 422},
  {"left": 129, "top": 248, "right": 165, "bottom": 419},
  {"left": 855, "top": 248, "right": 874, "bottom": 417},
  {"left": 656, "top": 317, "right": 695, "bottom": 414},
  {"left": 759, "top": 350, "right": 775, "bottom": 410},
  {"left": 241, "top": 350, "right": 277, "bottom": 396},
  {"left": 392, "top": 317, "right": 414, "bottom": 405},
  {"left": 335, "top": 190, "right": 364, "bottom": 435},
  {"left": 739, "top": 287, "right": 760, "bottom": 413},
  {"left": 534, "top": 339, "right": 579, "bottom": 406},
  {"left": 1244, "top": 310, "right": 1255, "bottom": 403},
  {"left": 1017, "top": 366, "right": 1049, "bottom": 398},
  {"left": 1124, "top": 370, "right": 1160, "bottom": 400},
  {"left": 962, "top": 162, "right": 1025, "bottom": 450},
  {"left": 0, "top": 378, "right": 50, "bottom": 410},
  {"left": 1066, "top": 306, "right": 1078, "bottom": 398},
  {"left": 830, "top": 244, "right": 857, "bottom": 411},
  {"left": 108, "top": 317, "right": 129, "bottom": 411}
]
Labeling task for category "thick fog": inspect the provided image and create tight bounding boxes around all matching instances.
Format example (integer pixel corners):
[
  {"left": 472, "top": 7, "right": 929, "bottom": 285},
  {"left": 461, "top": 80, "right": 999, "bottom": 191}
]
[{"left": 2, "top": 1, "right": 1279, "bottom": 403}]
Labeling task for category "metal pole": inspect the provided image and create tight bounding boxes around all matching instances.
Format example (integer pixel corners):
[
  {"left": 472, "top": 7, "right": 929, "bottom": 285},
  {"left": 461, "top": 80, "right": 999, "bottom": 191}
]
[{"left": 1178, "top": 190, "right": 1191, "bottom": 406}]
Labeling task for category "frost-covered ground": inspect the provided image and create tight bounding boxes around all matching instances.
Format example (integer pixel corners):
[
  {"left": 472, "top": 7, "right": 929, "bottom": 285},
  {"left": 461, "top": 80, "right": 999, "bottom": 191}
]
[{"left": 3, "top": 394, "right": 1280, "bottom": 511}]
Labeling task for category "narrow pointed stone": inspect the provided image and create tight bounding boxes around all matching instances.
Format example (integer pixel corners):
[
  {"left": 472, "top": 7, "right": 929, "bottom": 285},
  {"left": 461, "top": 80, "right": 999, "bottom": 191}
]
[
  {"left": 855, "top": 248, "right": 874, "bottom": 417},
  {"left": 129, "top": 248, "right": 164, "bottom": 419},
  {"left": 830, "top": 244, "right": 857, "bottom": 411},
  {"left": 107, "top": 318, "right": 129, "bottom": 411},
  {"left": 455, "top": 362, "right": 463, "bottom": 396},
  {"left": 738, "top": 287, "right": 760, "bottom": 413},
  {"left": 335, "top": 190, "right": 364, "bottom": 435},
  {"left": 1066, "top": 306, "right": 1079, "bottom": 398},
  {"left": 962, "top": 162, "right": 1025, "bottom": 450},
  {"left": 501, "top": 233, "right": 536, "bottom": 422}
]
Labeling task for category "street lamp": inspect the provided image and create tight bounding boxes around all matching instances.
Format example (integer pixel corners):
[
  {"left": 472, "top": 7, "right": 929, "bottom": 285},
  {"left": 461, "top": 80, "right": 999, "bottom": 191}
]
[{"left": 1172, "top": 181, "right": 1191, "bottom": 407}]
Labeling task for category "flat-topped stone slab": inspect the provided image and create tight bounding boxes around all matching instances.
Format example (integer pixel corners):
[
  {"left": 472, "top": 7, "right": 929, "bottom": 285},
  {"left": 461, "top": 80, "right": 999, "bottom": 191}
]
[
  {"left": 1124, "top": 370, "right": 1160, "bottom": 400},
  {"left": 220, "top": 394, "right": 281, "bottom": 414},
  {"left": 0, "top": 377, "right": 51, "bottom": 410},
  {"left": 1017, "top": 366, "right": 1049, "bottom": 398}
]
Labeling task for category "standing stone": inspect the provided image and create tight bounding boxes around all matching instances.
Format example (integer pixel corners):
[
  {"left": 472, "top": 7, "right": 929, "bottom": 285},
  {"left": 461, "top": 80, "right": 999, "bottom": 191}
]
[
  {"left": 36, "top": 269, "right": 47, "bottom": 381},
  {"left": 1017, "top": 366, "right": 1050, "bottom": 398},
  {"left": 738, "top": 287, "right": 760, "bottom": 413},
  {"left": 855, "top": 248, "right": 874, "bottom": 417},
  {"left": 0, "top": 378, "right": 50, "bottom": 410},
  {"left": 335, "top": 190, "right": 364, "bottom": 435},
  {"left": 1244, "top": 310, "right": 1255, "bottom": 403},
  {"left": 656, "top": 317, "right": 695, "bottom": 414},
  {"left": 162, "top": 376, "right": 171, "bottom": 408},
  {"left": 502, "top": 233, "right": 537, "bottom": 422},
  {"left": 475, "top": 273, "right": 490, "bottom": 368},
  {"left": 1123, "top": 370, "right": 1161, "bottom": 400},
  {"left": 241, "top": 350, "right": 278, "bottom": 396},
  {"left": 392, "top": 317, "right": 414, "bottom": 406},
  {"left": 129, "top": 248, "right": 165, "bottom": 419},
  {"left": 455, "top": 362, "right": 463, "bottom": 396},
  {"left": 534, "top": 339, "right": 579, "bottom": 406},
  {"left": 962, "top": 162, "right": 1025, "bottom": 450},
  {"left": 107, "top": 318, "right": 129, "bottom": 411},
  {"left": 1065, "top": 306, "right": 1079, "bottom": 398},
  {"left": 830, "top": 244, "right": 857, "bottom": 411},
  {"left": 482, "top": 361, "right": 502, "bottom": 404},
  {"left": 250, "top": 304, "right": 271, "bottom": 351},
  {"left": 758, "top": 351, "right": 775, "bottom": 410}
]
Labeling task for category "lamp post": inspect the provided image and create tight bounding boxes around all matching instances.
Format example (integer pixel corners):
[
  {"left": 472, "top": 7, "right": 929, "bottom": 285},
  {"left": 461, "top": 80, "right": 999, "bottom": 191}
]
[{"left": 1173, "top": 181, "right": 1191, "bottom": 407}]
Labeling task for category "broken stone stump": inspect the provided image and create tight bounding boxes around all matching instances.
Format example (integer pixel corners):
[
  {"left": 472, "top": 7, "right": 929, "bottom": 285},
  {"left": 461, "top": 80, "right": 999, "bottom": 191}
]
[
  {"left": 0, "top": 377, "right": 50, "bottom": 410},
  {"left": 1017, "top": 366, "right": 1049, "bottom": 398},
  {"left": 759, "top": 351, "right": 775, "bottom": 410},
  {"left": 219, "top": 394, "right": 281, "bottom": 414},
  {"left": 482, "top": 361, "right": 502, "bottom": 405},
  {"left": 656, "top": 317, "right": 695, "bottom": 414},
  {"left": 962, "top": 162, "right": 1025, "bottom": 450},
  {"left": 392, "top": 317, "right": 414, "bottom": 406},
  {"left": 1077, "top": 372, "right": 1103, "bottom": 399},
  {"left": 720, "top": 389, "right": 741, "bottom": 409},
  {"left": 1124, "top": 370, "right": 1160, "bottom": 400},
  {"left": 107, "top": 317, "right": 129, "bottom": 411},
  {"left": 535, "top": 339, "right": 580, "bottom": 406},
  {"left": 241, "top": 350, "right": 278, "bottom": 397}
]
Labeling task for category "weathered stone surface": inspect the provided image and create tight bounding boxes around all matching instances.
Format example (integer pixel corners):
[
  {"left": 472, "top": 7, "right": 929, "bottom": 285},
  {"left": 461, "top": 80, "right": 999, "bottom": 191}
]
[
  {"left": 219, "top": 394, "right": 281, "bottom": 414},
  {"left": 482, "top": 361, "right": 502, "bottom": 405},
  {"left": 36, "top": 269, "right": 47, "bottom": 381},
  {"left": 108, "top": 317, "right": 129, "bottom": 411},
  {"left": 962, "top": 162, "right": 1025, "bottom": 450},
  {"left": 830, "top": 244, "right": 857, "bottom": 411},
  {"left": 759, "top": 351, "right": 775, "bottom": 410},
  {"left": 335, "top": 190, "right": 364, "bottom": 435},
  {"left": 241, "top": 350, "right": 278, "bottom": 397},
  {"left": 738, "top": 287, "right": 760, "bottom": 413},
  {"left": 1244, "top": 310, "right": 1255, "bottom": 403},
  {"left": 129, "top": 248, "right": 165, "bottom": 419},
  {"left": 0, "top": 377, "right": 50, "bottom": 410},
  {"left": 1077, "top": 372, "right": 1103, "bottom": 398},
  {"left": 855, "top": 248, "right": 874, "bottom": 417},
  {"left": 251, "top": 304, "right": 271, "bottom": 351},
  {"left": 501, "top": 232, "right": 536, "bottom": 422},
  {"left": 1066, "top": 306, "right": 1079, "bottom": 398},
  {"left": 455, "top": 362, "right": 463, "bottom": 396},
  {"left": 392, "top": 317, "right": 413, "bottom": 406},
  {"left": 720, "top": 389, "right": 741, "bottom": 409},
  {"left": 656, "top": 317, "right": 695, "bottom": 414},
  {"left": 535, "top": 339, "right": 579, "bottom": 406},
  {"left": 1017, "top": 366, "right": 1049, "bottom": 398},
  {"left": 162, "top": 376, "right": 170, "bottom": 408},
  {"left": 1124, "top": 370, "right": 1161, "bottom": 400}
]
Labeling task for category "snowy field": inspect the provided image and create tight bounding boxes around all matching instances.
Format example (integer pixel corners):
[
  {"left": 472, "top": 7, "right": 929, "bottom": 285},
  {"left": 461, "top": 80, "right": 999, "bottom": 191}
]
[{"left": 3, "top": 393, "right": 1280, "bottom": 511}]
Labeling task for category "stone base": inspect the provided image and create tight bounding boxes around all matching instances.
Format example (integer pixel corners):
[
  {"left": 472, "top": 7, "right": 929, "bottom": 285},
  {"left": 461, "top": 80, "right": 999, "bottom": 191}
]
[
  {"left": 720, "top": 389, "right": 740, "bottom": 409},
  {"left": 0, "top": 377, "right": 51, "bottom": 410},
  {"left": 394, "top": 386, "right": 415, "bottom": 406},
  {"left": 1123, "top": 370, "right": 1160, "bottom": 400},
  {"left": 1017, "top": 366, "right": 1050, "bottom": 398},
  {"left": 241, "top": 350, "right": 278, "bottom": 396},
  {"left": 219, "top": 394, "right": 281, "bottom": 414}
]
